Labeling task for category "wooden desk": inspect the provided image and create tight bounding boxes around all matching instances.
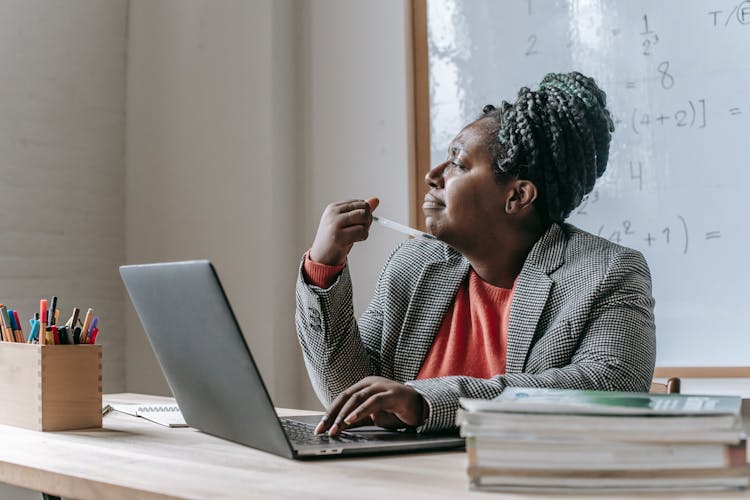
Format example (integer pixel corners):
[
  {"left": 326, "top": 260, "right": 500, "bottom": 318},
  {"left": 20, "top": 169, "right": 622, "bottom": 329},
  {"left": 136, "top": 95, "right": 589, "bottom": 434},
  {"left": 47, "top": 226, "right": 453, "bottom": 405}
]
[{"left": 0, "top": 393, "right": 748, "bottom": 500}]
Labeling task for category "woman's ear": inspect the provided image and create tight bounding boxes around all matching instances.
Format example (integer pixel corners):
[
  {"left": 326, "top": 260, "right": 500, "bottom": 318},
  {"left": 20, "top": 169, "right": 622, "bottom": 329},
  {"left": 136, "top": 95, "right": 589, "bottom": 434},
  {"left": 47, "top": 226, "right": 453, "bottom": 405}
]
[{"left": 505, "top": 180, "right": 538, "bottom": 214}]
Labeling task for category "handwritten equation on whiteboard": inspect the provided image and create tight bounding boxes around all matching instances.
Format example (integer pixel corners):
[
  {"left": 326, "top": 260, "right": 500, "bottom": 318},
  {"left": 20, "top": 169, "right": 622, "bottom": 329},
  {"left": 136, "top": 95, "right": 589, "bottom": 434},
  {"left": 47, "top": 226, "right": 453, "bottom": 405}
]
[
  {"left": 574, "top": 189, "right": 721, "bottom": 255},
  {"left": 517, "top": 0, "right": 749, "bottom": 256},
  {"left": 426, "top": 0, "right": 750, "bottom": 365}
]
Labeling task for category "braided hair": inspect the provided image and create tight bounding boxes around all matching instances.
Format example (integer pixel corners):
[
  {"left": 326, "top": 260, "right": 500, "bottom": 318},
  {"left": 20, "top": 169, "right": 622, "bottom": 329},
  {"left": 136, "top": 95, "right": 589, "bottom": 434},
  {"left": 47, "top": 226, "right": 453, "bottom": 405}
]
[{"left": 481, "top": 71, "right": 614, "bottom": 223}]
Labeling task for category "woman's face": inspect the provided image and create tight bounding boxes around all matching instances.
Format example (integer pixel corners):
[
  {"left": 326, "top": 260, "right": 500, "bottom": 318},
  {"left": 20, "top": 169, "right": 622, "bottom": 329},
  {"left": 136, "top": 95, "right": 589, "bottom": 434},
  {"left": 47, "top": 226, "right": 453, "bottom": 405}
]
[{"left": 423, "top": 118, "right": 512, "bottom": 249}]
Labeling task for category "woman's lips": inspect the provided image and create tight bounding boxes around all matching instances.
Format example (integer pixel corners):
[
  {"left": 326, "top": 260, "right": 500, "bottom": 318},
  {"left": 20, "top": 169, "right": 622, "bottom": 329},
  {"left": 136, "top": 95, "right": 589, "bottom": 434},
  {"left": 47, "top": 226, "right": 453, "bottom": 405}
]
[{"left": 423, "top": 194, "right": 445, "bottom": 209}]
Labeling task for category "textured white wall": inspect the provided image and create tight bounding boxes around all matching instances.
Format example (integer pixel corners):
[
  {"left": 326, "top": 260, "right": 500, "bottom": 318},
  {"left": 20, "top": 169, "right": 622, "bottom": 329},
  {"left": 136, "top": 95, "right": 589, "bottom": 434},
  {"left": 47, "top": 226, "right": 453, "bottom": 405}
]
[
  {"left": 0, "top": 0, "right": 127, "bottom": 390},
  {"left": 0, "top": 2, "right": 127, "bottom": 498},
  {"left": 125, "top": 0, "right": 305, "bottom": 405},
  {"left": 124, "top": 0, "right": 412, "bottom": 410},
  {"left": 296, "top": 0, "right": 412, "bottom": 408},
  {"left": 124, "top": 0, "right": 411, "bottom": 409}
]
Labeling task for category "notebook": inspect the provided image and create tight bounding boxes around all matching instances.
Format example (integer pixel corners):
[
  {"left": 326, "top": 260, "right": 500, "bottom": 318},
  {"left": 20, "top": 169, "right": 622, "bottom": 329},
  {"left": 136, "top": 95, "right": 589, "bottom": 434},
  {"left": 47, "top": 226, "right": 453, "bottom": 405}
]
[{"left": 108, "top": 403, "right": 188, "bottom": 427}]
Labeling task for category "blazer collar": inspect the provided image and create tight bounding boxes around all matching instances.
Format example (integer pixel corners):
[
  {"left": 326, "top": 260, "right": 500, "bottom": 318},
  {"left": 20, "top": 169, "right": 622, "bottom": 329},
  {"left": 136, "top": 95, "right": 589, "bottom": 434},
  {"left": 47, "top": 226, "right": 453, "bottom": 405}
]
[
  {"left": 523, "top": 222, "right": 567, "bottom": 275},
  {"left": 394, "top": 224, "right": 568, "bottom": 380},
  {"left": 506, "top": 223, "right": 568, "bottom": 373},
  {"left": 393, "top": 247, "right": 469, "bottom": 383}
]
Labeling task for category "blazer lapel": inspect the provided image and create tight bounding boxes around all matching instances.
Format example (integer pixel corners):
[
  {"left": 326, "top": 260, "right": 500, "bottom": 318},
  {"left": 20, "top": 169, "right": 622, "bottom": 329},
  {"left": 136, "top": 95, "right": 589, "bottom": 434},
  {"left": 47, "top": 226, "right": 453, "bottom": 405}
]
[
  {"left": 506, "top": 224, "right": 567, "bottom": 374},
  {"left": 393, "top": 247, "right": 469, "bottom": 383}
]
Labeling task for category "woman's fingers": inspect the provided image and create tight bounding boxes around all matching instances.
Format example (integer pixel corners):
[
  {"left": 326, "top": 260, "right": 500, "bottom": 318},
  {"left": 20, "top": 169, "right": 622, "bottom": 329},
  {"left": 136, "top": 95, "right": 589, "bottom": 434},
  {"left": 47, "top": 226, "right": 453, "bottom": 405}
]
[
  {"left": 310, "top": 197, "right": 377, "bottom": 265},
  {"left": 333, "top": 200, "right": 371, "bottom": 215},
  {"left": 329, "top": 386, "right": 380, "bottom": 435},
  {"left": 314, "top": 378, "right": 372, "bottom": 434},
  {"left": 313, "top": 376, "right": 420, "bottom": 437},
  {"left": 339, "top": 392, "right": 394, "bottom": 433},
  {"left": 366, "top": 197, "right": 380, "bottom": 212},
  {"left": 337, "top": 208, "right": 371, "bottom": 228}
]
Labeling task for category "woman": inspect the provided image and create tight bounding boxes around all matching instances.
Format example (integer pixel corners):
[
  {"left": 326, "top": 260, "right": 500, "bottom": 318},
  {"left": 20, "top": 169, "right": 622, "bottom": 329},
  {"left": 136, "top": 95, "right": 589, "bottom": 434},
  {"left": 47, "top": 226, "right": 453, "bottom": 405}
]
[{"left": 295, "top": 72, "right": 655, "bottom": 436}]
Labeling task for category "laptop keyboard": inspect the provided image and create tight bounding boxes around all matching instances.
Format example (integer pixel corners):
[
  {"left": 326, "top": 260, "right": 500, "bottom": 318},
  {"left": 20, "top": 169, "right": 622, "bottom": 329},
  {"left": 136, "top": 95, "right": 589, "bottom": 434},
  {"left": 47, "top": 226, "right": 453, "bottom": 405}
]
[{"left": 281, "top": 419, "right": 369, "bottom": 445}]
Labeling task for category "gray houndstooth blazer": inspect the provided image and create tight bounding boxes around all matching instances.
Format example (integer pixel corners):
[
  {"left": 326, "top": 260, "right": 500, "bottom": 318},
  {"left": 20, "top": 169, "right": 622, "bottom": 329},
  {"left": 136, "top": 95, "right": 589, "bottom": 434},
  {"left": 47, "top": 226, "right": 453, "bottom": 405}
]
[{"left": 295, "top": 222, "right": 656, "bottom": 433}]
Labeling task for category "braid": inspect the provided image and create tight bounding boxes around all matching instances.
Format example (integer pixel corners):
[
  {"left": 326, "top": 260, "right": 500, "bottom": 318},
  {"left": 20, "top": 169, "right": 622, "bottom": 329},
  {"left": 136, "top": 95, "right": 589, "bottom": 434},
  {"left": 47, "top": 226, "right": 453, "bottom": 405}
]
[{"left": 482, "top": 71, "right": 614, "bottom": 222}]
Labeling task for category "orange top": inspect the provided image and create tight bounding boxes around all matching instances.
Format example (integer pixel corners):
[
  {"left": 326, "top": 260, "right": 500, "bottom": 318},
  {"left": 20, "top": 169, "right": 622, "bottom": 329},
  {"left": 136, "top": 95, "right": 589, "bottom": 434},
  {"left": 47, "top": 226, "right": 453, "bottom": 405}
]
[
  {"left": 302, "top": 250, "right": 346, "bottom": 289},
  {"left": 303, "top": 252, "right": 514, "bottom": 380},
  {"left": 416, "top": 270, "right": 514, "bottom": 379}
]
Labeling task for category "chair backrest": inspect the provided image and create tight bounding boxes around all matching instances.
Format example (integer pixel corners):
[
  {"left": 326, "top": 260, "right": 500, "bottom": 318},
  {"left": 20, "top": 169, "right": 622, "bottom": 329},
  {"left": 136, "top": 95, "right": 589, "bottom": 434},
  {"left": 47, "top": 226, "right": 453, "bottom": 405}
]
[{"left": 649, "top": 377, "right": 681, "bottom": 394}]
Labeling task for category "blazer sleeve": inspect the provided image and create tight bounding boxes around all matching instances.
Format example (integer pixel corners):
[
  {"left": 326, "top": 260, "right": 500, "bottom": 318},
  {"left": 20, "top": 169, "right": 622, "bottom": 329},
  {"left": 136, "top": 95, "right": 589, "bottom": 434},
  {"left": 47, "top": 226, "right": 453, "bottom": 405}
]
[
  {"left": 295, "top": 245, "right": 402, "bottom": 406},
  {"left": 406, "top": 249, "right": 656, "bottom": 433}
]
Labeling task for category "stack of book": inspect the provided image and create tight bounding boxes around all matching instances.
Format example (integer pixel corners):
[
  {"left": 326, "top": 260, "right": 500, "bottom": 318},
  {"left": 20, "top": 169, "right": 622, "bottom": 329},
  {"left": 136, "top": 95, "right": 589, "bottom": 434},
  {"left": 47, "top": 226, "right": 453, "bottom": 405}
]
[{"left": 457, "top": 388, "right": 749, "bottom": 493}]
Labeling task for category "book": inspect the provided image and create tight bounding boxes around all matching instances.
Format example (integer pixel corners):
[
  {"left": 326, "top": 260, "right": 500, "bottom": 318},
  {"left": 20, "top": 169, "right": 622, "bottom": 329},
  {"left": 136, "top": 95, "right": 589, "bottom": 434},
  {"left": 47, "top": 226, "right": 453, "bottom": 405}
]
[
  {"left": 461, "top": 387, "right": 743, "bottom": 416},
  {"left": 108, "top": 403, "right": 188, "bottom": 428},
  {"left": 458, "top": 388, "right": 748, "bottom": 492},
  {"left": 456, "top": 410, "right": 744, "bottom": 444},
  {"left": 468, "top": 465, "right": 750, "bottom": 492},
  {"left": 466, "top": 436, "right": 747, "bottom": 470},
  {"left": 458, "top": 388, "right": 744, "bottom": 444}
]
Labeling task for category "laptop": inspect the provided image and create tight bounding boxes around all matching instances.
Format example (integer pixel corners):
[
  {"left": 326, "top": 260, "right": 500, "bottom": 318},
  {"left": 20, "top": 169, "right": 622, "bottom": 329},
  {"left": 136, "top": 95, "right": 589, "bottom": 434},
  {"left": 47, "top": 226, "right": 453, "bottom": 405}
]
[{"left": 120, "top": 260, "right": 464, "bottom": 459}]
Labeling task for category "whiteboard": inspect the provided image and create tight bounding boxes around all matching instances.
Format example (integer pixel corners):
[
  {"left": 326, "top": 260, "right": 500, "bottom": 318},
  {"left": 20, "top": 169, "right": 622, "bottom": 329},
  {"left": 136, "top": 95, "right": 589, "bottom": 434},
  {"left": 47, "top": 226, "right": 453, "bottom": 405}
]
[{"left": 425, "top": 0, "right": 750, "bottom": 367}]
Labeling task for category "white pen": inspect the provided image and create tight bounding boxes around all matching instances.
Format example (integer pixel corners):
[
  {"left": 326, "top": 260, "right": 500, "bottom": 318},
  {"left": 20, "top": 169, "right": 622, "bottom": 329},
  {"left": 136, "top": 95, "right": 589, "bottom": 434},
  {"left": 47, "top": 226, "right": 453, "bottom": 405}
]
[{"left": 372, "top": 215, "right": 435, "bottom": 240}]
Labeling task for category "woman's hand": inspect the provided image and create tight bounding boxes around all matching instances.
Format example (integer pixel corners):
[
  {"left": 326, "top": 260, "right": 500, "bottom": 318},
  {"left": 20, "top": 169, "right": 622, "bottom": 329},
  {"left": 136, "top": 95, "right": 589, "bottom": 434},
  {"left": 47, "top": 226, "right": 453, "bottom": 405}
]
[
  {"left": 314, "top": 376, "right": 427, "bottom": 436},
  {"left": 309, "top": 198, "right": 379, "bottom": 266}
]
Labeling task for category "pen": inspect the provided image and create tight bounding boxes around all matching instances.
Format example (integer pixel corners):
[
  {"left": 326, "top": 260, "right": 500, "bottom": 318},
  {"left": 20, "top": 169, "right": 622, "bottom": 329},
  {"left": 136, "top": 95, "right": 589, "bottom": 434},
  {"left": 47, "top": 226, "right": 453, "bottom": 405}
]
[
  {"left": 0, "top": 305, "right": 11, "bottom": 342},
  {"left": 45, "top": 327, "right": 54, "bottom": 345},
  {"left": 58, "top": 326, "right": 68, "bottom": 344},
  {"left": 372, "top": 215, "right": 435, "bottom": 240},
  {"left": 48, "top": 296, "right": 57, "bottom": 325},
  {"left": 58, "top": 325, "right": 73, "bottom": 344},
  {"left": 6, "top": 309, "right": 14, "bottom": 341},
  {"left": 28, "top": 319, "right": 39, "bottom": 343},
  {"left": 8, "top": 309, "right": 20, "bottom": 342},
  {"left": 89, "top": 327, "right": 99, "bottom": 344},
  {"left": 80, "top": 308, "right": 94, "bottom": 344},
  {"left": 39, "top": 300, "right": 47, "bottom": 345},
  {"left": 8, "top": 309, "right": 17, "bottom": 342},
  {"left": 73, "top": 326, "right": 81, "bottom": 345},
  {"left": 89, "top": 316, "right": 99, "bottom": 335},
  {"left": 13, "top": 310, "right": 24, "bottom": 342},
  {"left": 67, "top": 307, "right": 80, "bottom": 331}
]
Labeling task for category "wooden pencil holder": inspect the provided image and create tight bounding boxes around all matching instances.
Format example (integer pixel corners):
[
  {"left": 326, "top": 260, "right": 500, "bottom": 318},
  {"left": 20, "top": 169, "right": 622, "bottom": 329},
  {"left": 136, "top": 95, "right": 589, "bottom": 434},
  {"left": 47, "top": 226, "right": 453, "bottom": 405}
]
[{"left": 0, "top": 343, "right": 102, "bottom": 431}]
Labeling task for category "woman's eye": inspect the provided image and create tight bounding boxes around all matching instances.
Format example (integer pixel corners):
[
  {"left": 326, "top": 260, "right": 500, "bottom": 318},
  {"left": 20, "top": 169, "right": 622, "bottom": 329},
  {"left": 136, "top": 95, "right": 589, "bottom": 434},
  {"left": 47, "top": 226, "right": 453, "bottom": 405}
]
[{"left": 450, "top": 161, "right": 466, "bottom": 171}]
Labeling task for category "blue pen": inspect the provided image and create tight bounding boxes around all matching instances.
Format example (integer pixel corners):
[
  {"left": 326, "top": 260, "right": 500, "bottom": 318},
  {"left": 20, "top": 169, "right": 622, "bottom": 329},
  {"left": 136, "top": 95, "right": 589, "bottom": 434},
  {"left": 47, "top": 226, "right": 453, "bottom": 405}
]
[
  {"left": 89, "top": 316, "right": 99, "bottom": 335},
  {"left": 28, "top": 319, "right": 40, "bottom": 343},
  {"left": 10, "top": 310, "right": 22, "bottom": 342},
  {"left": 7, "top": 309, "right": 17, "bottom": 342}
]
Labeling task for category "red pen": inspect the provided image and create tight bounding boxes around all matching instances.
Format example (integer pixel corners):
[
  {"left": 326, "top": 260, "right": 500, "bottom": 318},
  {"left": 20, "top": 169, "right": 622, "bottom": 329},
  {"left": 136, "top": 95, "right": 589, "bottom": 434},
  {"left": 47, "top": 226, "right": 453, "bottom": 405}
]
[
  {"left": 52, "top": 326, "right": 60, "bottom": 345},
  {"left": 13, "top": 310, "right": 24, "bottom": 342},
  {"left": 89, "top": 327, "right": 99, "bottom": 344},
  {"left": 39, "top": 300, "right": 48, "bottom": 345}
]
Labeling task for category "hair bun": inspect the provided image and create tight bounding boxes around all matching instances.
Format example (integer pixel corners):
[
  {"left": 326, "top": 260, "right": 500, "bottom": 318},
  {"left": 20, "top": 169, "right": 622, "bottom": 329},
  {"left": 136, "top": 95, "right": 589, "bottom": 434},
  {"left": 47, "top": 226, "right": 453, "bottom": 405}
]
[{"left": 486, "top": 71, "right": 614, "bottom": 222}]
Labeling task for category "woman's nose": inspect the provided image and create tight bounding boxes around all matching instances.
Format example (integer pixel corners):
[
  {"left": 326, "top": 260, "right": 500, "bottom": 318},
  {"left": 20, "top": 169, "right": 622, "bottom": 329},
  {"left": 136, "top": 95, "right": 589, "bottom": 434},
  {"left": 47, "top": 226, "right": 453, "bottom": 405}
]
[{"left": 425, "top": 162, "right": 446, "bottom": 188}]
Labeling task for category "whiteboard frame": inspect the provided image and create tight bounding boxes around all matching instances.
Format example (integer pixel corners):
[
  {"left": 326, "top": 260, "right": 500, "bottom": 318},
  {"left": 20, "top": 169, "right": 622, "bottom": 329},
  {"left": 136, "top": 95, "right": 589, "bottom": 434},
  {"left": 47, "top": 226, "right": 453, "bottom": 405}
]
[{"left": 409, "top": 0, "right": 749, "bottom": 378}]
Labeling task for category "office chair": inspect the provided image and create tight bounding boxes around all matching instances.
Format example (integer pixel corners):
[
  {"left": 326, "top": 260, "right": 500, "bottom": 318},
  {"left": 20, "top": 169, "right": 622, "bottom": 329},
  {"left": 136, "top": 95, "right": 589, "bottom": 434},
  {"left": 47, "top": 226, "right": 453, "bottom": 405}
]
[{"left": 649, "top": 377, "right": 681, "bottom": 394}]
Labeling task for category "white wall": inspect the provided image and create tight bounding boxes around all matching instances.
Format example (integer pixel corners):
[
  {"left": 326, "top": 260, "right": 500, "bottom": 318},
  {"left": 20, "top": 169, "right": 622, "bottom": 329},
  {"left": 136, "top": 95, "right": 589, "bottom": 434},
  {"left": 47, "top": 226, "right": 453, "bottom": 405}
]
[
  {"left": 125, "top": 0, "right": 304, "bottom": 406},
  {"left": 125, "top": 0, "right": 412, "bottom": 410},
  {"left": 0, "top": 2, "right": 127, "bottom": 498},
  {"left": 0, "top": 0, "right": 127, "bottom": 390},
  {"left": 0, "top": 1, "right": 410, "bottom": 494},
  {"left": 0, "top": 0, "right": 410, "bottom": 432},
  {"left": 297, "top": 0, "right": 412, "bottom": 408}
]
